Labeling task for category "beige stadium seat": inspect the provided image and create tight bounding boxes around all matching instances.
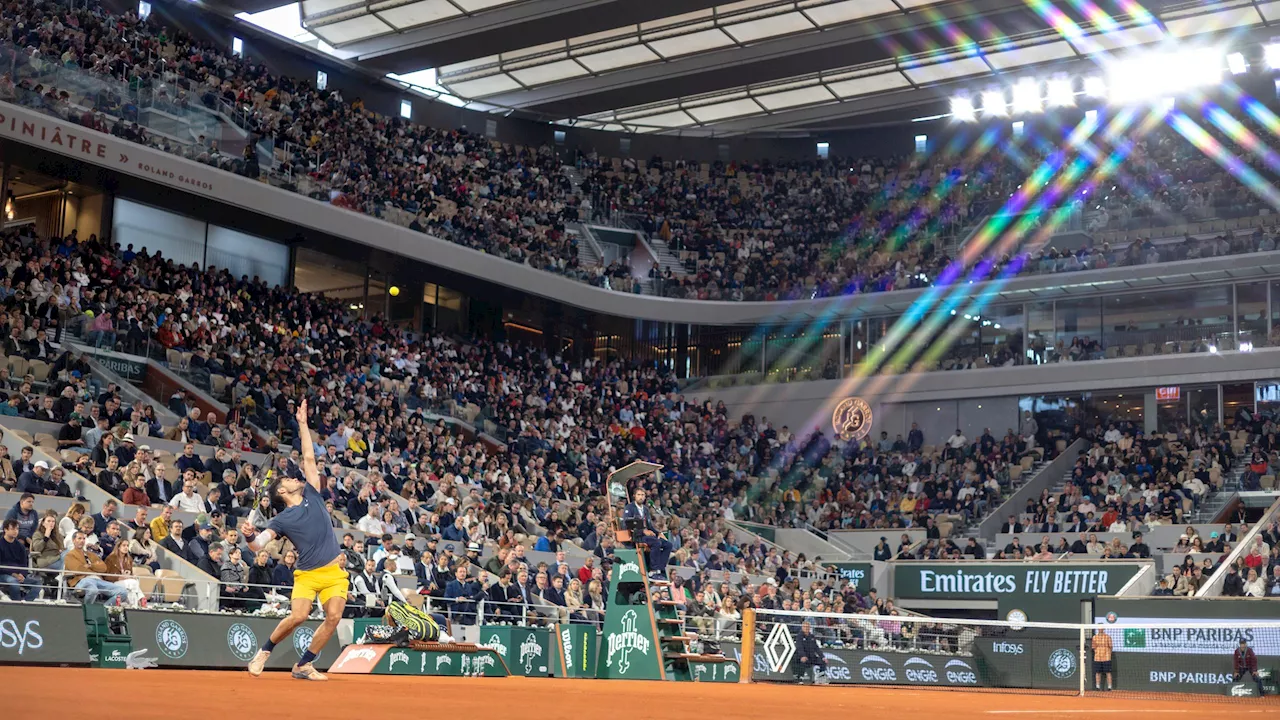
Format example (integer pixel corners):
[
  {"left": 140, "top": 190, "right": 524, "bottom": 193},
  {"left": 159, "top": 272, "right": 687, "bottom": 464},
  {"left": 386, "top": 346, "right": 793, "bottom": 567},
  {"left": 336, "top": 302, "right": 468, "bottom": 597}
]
[
  {"left": 8, "top": 429, "right": 32, "bottom": 444},
  {"left": 27, "top": 359, "right": 50, "bottom": 382},
  {"left": 34, "top": 433, "right": 57, "bottom": 450},
  {"left": 166, "top": 349, "right": 183, "bottom": 368},
  {"left": 7, "top": 356, "right": 27, "bottom": 377},
  {"left": 210, "top": 374, "right": 229, "bottom": 397},
  {"left": 1262, "top": 475, "right": 1276, "bottom": 490}
]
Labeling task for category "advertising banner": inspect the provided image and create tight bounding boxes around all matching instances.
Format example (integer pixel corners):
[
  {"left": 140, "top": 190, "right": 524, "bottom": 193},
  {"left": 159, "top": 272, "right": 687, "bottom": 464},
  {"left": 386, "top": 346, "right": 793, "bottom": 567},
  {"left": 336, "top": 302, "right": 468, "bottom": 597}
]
[
  {"left": 479, "top": 625, "right": 552, "bottom": 677},
  {"left": 973, "top": 634, "right": 1082, "bottom": 690},
  {"left": 894, "top": 564, "right": 1145, "bottom": 600},
  {"left": 1094, "top": 597, "right": 1280, "bottom": 656},
  {"left": 825, "top": 562, "right": 873, "bottom": 594},
  {"left": 375, "top": 646, "right": 508, "bottom": 677},
  {"left": 1089, "top": 597, "right": 1280, "bottom": 695},
  {"left": 0, "top": 603, "right": 90, "bottom": 665},
  {"left": 126, "top": 609, "right": 341, "bottom": 670},
  {"left": 723, "top": 640, "right": 986, "bottom": 688},
  {"left": 556, "top": 624, "right": 597, "bottom": 679},
  {"left": 687, "top": 658, "right": 740, "bottom": 682}
]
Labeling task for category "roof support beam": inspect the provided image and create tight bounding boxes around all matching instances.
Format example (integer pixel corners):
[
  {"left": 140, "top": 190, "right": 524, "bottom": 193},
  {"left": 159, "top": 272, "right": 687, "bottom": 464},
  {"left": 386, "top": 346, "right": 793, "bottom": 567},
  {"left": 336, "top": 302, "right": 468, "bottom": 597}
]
[
  {"left": 344, "top": 0, "right": 725, "bottom": 72},
  {"left": 479, "top": 0, "right": 1032, "bottom": 113}
]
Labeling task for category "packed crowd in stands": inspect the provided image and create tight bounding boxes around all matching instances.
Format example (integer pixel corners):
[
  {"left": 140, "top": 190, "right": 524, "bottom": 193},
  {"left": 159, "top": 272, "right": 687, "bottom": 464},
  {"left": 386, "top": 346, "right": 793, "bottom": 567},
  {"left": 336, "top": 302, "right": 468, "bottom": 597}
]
[
  {"left": 0, "top": 219, "right": 1075, "bottom": 617},
  {"left": 3, "top": 2, "right": 1279, "bottom": 305}
]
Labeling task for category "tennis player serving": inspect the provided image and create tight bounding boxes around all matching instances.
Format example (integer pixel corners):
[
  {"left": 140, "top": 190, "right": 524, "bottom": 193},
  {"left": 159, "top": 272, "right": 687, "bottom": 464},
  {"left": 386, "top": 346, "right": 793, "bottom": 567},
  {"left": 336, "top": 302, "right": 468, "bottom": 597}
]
[{"left": 246, "top": 399, "right": 346, "bottom": 680}]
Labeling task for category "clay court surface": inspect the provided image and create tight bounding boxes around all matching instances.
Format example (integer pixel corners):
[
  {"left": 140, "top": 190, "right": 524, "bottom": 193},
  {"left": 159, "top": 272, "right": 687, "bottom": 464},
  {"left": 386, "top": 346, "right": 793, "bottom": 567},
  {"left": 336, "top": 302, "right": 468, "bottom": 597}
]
[{"left": 5, "top": 666, "right": 1276, "bottom": 719}]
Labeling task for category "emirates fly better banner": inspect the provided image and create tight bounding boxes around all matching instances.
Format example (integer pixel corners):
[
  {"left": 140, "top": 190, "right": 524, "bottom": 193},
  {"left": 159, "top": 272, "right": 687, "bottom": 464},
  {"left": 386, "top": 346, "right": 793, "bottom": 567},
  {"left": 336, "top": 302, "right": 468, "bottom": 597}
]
[{"left": 894, "top": 563, "right": 1146, "bottom": 598}]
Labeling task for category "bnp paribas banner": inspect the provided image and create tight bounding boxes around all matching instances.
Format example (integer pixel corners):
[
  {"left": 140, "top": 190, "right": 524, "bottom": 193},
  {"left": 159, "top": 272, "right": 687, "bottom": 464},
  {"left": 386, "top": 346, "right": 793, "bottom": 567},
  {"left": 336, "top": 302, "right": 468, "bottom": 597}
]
[{"left": 1094, "top": 597, "right": 1280, "bottom": 657}]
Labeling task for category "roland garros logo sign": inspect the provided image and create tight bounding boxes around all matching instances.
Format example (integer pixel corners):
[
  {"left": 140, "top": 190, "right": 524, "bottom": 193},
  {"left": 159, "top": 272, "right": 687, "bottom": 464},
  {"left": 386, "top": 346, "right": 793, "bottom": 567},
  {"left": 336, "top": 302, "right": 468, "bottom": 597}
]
[{"left": 832, "top": 397, "right": 873, "bottom": 442}]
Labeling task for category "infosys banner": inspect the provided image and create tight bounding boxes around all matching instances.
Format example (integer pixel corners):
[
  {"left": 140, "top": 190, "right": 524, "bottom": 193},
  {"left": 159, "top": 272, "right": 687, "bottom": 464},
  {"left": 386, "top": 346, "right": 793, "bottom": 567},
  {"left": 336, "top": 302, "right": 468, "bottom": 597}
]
[
  {"left": 0, "top": 603, "right": 90, "bottom": 665},
  {"left": 894, "top": 563, "right": 1146, "bottom": 599},
  {"left": 126, "top": 609, "right": 341, "bottom": 670},
  {"left": 724, "top": 641, "right": 986, "bottom": 688}
]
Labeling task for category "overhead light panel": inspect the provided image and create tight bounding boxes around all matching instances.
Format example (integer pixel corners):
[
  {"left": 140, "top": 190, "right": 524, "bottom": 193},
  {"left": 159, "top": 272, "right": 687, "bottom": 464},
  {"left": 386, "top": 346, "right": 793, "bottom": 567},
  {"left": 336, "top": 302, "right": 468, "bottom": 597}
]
[
  {"left": 1106, "top": 49, "right": 1221, "bottom": 105},
  {"left": 1227, "top": 52, "right": 1247, "bottom": 75},
  {"left": 1267, "top": 44, "right": 1280, "bottom": 70},
  {"left": 981, "top": 89, "right": 1007, "bottom": 116},
  {"left": 951, "top": 96, "right": 976, "bottom": 122},
  {"left": 1083, "top": 76, "right": 1107, "bottom": 99},
  {"left": 1046, "top": 78, "right": 1075, "bottom": 107},
  {"left": 1011, "top": 78, "right": 1042, "bottom": 114}
]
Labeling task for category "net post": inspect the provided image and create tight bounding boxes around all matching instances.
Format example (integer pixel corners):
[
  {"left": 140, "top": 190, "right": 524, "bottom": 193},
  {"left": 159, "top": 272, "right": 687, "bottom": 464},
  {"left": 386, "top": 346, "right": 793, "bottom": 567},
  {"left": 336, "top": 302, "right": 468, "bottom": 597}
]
[
  {"left": 1078, "top": 625, "right": 1086, "bottom": 697},
  {"left": 740, "top": 607, "right": 756, "bottom": 684}
]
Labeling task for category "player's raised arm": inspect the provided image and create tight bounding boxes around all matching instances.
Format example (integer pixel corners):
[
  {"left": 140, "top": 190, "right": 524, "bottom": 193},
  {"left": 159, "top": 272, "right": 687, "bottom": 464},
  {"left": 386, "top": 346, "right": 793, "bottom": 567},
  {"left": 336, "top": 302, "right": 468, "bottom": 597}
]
[
  {"left": 248, "top": 527, "right": 275, "bottom": 553},
  {"left": 296, "top": 398, "right": 322, "bottom": 492}
]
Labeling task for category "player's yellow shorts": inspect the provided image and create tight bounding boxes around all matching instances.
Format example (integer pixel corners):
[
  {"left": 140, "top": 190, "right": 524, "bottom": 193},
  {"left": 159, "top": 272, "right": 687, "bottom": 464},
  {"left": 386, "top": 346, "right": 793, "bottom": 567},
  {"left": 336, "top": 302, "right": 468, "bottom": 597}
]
[{"left": 292, "top": 563, "right": 349, "bottom": 604}]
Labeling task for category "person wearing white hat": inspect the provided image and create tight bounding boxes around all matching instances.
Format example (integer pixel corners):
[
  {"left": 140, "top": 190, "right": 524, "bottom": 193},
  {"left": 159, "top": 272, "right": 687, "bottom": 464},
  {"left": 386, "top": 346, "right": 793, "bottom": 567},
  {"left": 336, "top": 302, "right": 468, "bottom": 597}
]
[{"left": 16, "top": 460, "right": 48, "bottom": 495}]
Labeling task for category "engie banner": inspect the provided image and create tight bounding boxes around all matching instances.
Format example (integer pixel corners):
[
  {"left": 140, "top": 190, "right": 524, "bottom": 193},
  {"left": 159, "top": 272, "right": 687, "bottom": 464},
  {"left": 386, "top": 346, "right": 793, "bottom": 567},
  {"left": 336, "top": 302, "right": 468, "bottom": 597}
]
[
  {"left": 722, "top": 640, "right": 987, "bottom": 688},
  {"left": 126, "top": 609, "right": 341, "bottom": 670},
  {"left": 0, "top": 603, "right": 90, "bottom": 665}
]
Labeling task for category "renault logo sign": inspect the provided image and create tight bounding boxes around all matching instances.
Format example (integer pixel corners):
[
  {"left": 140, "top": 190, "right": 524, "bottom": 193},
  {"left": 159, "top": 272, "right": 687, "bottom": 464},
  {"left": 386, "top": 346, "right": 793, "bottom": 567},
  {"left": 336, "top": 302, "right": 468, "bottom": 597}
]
[{"left": 832, "top": 397, "right": 873, "bottom": 442}]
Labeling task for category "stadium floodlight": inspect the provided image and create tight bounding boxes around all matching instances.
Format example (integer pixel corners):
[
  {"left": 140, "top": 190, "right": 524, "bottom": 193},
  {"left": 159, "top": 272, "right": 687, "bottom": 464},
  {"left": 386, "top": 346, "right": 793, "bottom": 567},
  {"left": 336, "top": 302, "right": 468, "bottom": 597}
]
[
  {"left": 1266, "top": 44, "right": 1280, "bottom": 70},
  {"left": 981, "top": 89, "right": 1007, "bottom": 116},
  {"left": 1083, "top": 76, "right": 1107, "bottom": 99},
  {"left": 950, "top": 96, "right": 976, "bottom": 122},
  {"left": 1227, "top": 52, "right": 1248, "bottom": 75},
  {"left": 1011, "top": 78, "right": 1042, "bottom": 114},
  {"left": 1046, "top": 77, "right": 1075, "bottom": 108}
]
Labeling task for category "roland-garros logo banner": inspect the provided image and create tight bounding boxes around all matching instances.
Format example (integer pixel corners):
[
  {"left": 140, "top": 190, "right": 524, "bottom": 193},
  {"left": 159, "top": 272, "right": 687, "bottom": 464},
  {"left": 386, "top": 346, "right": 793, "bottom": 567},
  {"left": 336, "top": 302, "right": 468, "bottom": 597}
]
[{"left": 893, "top": 563, "right": 1147, "bottom": 599}]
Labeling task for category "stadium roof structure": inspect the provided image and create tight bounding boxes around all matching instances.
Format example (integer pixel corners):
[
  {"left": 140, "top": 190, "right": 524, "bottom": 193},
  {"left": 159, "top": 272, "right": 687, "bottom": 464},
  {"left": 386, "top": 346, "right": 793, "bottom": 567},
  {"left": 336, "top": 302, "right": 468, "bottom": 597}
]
[{"left": 248, "top": 0, "right": 1280, "bottom": 135}]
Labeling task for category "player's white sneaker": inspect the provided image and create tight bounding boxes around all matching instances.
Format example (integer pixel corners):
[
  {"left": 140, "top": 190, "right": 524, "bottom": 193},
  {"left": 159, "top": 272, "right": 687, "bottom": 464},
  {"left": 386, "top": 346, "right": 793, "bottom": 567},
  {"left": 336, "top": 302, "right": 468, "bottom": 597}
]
[
  {"left": 247, "top": 650, "right": 270, "bottom": 676},
  {"left": 291, "top": 663, "right": 327, "bottom": 681},
  {"left": 439, "top": 632, "right": 456, "bottom": 643}
]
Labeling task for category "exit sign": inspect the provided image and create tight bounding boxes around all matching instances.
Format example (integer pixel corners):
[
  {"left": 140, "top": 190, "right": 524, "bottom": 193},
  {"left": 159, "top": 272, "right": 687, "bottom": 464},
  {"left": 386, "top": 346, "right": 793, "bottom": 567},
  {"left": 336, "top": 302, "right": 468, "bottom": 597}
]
[{"left": 1156, "top": 387, "right": 1181, "bottom": 402}]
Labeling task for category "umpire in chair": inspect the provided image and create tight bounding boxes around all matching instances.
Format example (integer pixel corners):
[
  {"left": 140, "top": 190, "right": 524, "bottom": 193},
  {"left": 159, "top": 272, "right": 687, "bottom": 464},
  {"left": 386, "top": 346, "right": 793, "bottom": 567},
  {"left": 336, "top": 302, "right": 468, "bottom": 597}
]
[{"left": 621, "top": 487, "right": 672, "bottom": 580}]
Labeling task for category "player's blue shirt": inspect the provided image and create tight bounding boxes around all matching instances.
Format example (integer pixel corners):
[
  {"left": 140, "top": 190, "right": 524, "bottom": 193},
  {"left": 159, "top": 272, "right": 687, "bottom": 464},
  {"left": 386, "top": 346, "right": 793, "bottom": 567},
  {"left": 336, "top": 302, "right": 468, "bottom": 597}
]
[{"left": 267, "top": 482, "right": 341, "bottom": 571}]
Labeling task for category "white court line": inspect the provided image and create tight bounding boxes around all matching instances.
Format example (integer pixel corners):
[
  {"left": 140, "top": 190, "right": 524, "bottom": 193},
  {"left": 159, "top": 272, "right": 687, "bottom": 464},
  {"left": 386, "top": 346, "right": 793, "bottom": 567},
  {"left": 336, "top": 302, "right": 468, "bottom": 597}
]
[{"left": 986, "top": 711, "right": 1271, "bottom": 715}]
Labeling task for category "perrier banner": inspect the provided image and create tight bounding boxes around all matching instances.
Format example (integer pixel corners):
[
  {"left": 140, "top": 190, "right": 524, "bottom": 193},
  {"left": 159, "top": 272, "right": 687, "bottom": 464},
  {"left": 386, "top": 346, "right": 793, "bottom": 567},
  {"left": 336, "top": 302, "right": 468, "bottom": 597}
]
[
  {"left": 596, "top": 548, "right": 662, "bottom": 680},
  {"left": 479, "top": 625, "right": 552, "bottom": 677}
]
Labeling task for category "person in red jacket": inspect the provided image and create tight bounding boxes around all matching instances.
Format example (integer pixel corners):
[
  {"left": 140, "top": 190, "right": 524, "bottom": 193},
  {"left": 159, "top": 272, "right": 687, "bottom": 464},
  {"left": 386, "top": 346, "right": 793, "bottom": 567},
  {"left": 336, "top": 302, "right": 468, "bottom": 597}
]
[{"left": 1233, "top": 638, "right": 1265, "bottom": 696}]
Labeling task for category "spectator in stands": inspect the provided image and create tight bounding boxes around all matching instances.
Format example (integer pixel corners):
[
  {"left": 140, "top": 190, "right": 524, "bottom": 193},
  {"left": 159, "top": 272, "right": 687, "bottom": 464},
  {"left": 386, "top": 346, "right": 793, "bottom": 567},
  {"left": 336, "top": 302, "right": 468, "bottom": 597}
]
[
  {"left": 272, "top": 549, "right": 297, "bottom": 592},
  {"left": 15, "top": 460, "right": 48, "bottom": 495},
  {"left": 91, "top": 500, "right": 118, "bottom": 535},
  {"left": 445, "top": 564, "right": 482, "bottom": 625},
  {"left": 29, "top": 512, "right": 63, "bottom": 575},
  {"left": 169, "top": 479, "right": 207, "bottom": 513},
  {"left": 64, "top": 530, "right": 129, "bottom": 604},
  {"left": 220, "top": 546, "right": 254, "bottom": 610},
  {"left": 160, "top": 520, "right": 185, "bottom": 557},
  {"left": 3, "top": 492, "right": 36, "bottom": 540},
  {"left": 129, "top": 526, "right": 160, "bottom": 572},
  {"left": 197, "top": 541, "right": 224, "bottom": 580},
  {"left": 184, "top": 520, "right": 213, "bottom": 565},
  {"left": 0, "top": 519, "right": 39, "bottom": 600},
  {"left": 1222, "top": 564, "right": 1246, "bottom": 596}
]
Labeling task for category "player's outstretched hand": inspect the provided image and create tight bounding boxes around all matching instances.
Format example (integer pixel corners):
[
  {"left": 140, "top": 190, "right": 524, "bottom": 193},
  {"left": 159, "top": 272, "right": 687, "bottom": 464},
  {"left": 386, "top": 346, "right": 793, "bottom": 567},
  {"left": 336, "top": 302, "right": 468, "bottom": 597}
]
[{"left": 296, "top": 398, "right": 309, "bottom": 427}]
